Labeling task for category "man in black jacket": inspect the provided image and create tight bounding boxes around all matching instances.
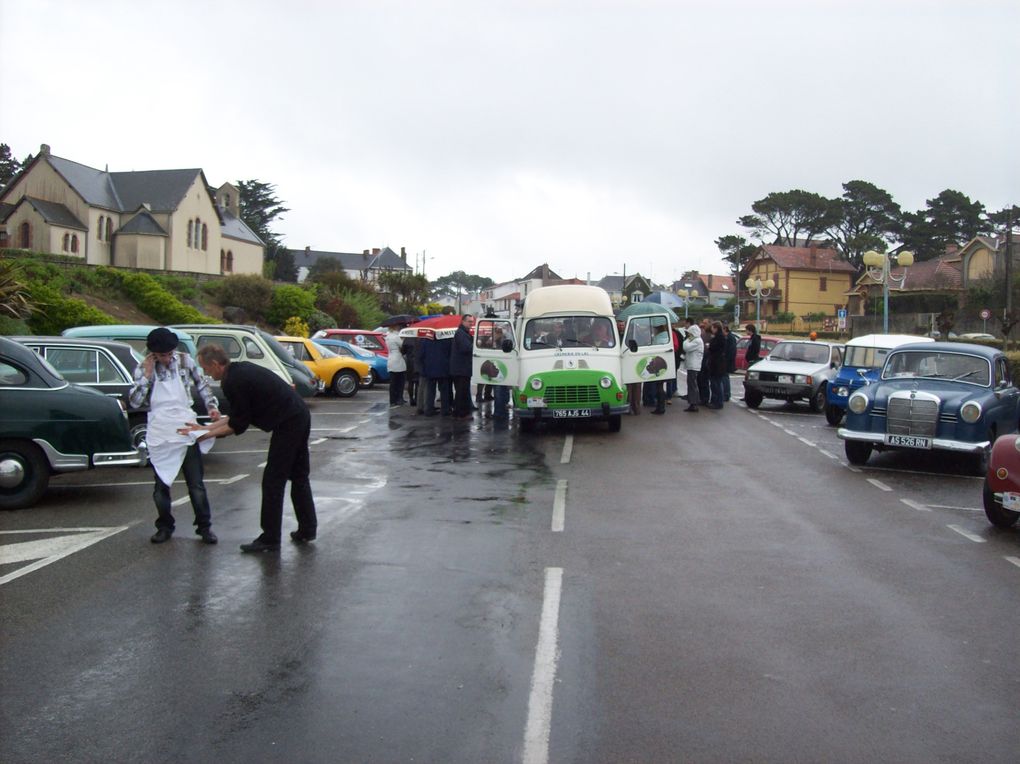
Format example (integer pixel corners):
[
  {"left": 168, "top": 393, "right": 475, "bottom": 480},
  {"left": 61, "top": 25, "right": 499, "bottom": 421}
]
[
  {"left": 450, "top": 314, "right": 475, "bottom": 419},
  {"left": 186, "top": 345, "right": 317, "bottom": 553}
]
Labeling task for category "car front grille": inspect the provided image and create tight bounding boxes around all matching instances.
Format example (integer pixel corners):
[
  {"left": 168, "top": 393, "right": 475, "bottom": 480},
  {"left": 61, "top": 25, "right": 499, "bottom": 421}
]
[
  {"left": 886, "top": 397, "right": 939, "bottom": 437},
  {"left": 545, "top": 385, "right": 601, "bottom": 405}
]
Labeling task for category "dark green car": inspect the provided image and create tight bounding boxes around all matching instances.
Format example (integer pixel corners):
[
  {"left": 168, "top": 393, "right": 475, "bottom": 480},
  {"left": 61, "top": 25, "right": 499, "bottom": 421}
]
[{"left": 0, "top": 336, "right": 142, "bottom": 510}]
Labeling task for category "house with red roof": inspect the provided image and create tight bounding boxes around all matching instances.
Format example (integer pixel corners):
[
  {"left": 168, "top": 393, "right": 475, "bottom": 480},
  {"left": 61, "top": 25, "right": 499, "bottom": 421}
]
[{"left": 740, "top": 244, "right": 856, "bottom": 320}]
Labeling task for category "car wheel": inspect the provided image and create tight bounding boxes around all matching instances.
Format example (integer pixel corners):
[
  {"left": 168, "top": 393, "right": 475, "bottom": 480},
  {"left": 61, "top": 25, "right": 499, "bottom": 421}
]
[
  {"left": 362, "top": 370, "right": 377, "bottom": 390},
  {"left": 809, "top": 384, "right": 827, "bottom": 413},
  {"left": 608, "top": 414, "right": 622, "bottom": 433},
  {"left": 844, "top": 440, "right": 872, "bottom": 466},
  {"left": 745, "top": 389, "right": 763, "bottom": 409},
  {"left": 825, "top": 404, "right": 844, "bottom": 427},
  {"left": 332, "top": 370, "right": 359, "bottom": 398},
  {"left": 0, "top": 439, "right": 50, "bottom": 510},
  {"left": 983, "top": 477, "right": 1020, "bottom": 528},
  {"left": 129, "top": 420, "right": 150, "bottom": 468}
]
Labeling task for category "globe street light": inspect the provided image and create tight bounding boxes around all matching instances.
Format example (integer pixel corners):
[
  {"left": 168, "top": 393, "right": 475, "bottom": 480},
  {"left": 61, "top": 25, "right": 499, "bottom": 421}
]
[
  {"left": 675, "top": 288, "right": 707, "bottom": 319},
  {"left": 744, "top": 277, "right": 775, "bottom": 330},
  {"left": 862, "top": 249, "right": 914, "bottom": 333}
]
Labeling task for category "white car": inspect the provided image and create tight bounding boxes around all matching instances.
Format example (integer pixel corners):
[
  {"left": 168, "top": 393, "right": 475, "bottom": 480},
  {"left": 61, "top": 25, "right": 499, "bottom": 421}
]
[{"left": 744, "top": 340, "right": 844, "bottom": 412}]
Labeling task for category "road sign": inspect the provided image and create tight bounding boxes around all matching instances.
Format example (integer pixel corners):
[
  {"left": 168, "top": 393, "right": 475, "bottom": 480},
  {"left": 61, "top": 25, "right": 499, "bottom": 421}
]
[
  {"left": 980, "top": 308, "right": 991, "bottom": 321},
  {"left": 837, "top": 308, "right": 847, "bottom": 330}
]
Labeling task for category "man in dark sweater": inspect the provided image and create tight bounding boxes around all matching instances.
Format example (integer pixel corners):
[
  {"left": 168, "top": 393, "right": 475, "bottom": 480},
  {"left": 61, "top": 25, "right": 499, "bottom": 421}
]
[{"left": 186, "top": 345, "right": 317, "bottom": 553}]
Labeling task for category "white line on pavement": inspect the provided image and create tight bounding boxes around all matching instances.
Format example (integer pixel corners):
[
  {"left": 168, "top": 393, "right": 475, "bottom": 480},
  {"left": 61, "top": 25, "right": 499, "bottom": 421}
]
[
  {"left": 783, "top": 429, "right": 798, "bottom": 436},
  {"left": 867, "top": 478, "right": 893, "bottom": 492},
  {"left": 797, "top": 437, "right": 815, "bottom": 447},
  {"left": 309, "top": 437, "right": 326, "bottom": 445},
  {"left": 258, "top": 461, "right": 267, "bottom": 468},
  {"left": 523, "top": 567, "right": 564, "bottom": 764},
  {"left": 0, "top": 526, "right": 129, "bottom": 586},
  {"left": 901, "top": 499, "right": 931, "bottom": 512},
  {"left": 220, "top": 474, "right": 248, "bottom": 485},
  {"left": 845, "top": 464, "right": 862, "bottom": 473},
  {"left": 552, "top": 480, "right": 567, "bottom": 532},
  {"left": 818, "top": 449, "right": 837, "bottom": 459},
  {"left": 1005, "top": 557, "right": 1020, "bottom": 569},
  {"left": 560, "top": 435, "right": 573, "bottom": 464},
  {"left": 947, "top": 524, "right": 985, "bottom": 543},
  {"left": 928, "top": 504, "right": 982, "bottom": 512},
  {"left": 171, "top": 496, "right": 191, "bottom": 507}
]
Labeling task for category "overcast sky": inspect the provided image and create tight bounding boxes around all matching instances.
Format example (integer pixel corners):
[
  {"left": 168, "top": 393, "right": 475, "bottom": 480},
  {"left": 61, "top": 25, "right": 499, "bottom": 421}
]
[{"left": 2, "top": 0, "right": 1016, "bottom": 285}]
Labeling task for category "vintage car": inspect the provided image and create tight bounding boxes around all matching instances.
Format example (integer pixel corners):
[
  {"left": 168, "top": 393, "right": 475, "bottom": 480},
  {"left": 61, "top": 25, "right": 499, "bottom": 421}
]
[
  {"left": 63, "top": 323, "right": 200, "bottom": 356},
  {"left": 274, "top": 336, "right": 373, "bottom": 397},
  {"left": 0, "top": 336, "right": 142, "bottom": 509},
  {"left": 314, "top": 338, "right": 389, "bottom": 387},
  {"left": 311, "top": 328, "right": 388, "bottom": 356},
  {"left": 825, "top": 334, "right": 933, "bottom": 426},
  {"left": 838, "top": 342, "right": 1020, "bottom": 474},
  {"left": 983, "top": 433, "right": 1020, "bottom": 528},
  {"left": 743, "top": 340, "right": 844, "bottom": 412}
]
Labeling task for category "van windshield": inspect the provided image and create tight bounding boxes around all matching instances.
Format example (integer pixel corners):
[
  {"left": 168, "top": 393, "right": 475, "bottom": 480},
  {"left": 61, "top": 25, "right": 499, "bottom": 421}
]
[
  {"left": 523, "top": 316, "right": 616, "bottom": 350},
  {"left": 844, "top": 346, "right": 891, "bottom": 369}
]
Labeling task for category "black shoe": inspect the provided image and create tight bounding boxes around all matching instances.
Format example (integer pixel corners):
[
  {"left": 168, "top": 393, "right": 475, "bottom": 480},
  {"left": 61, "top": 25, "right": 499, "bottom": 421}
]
[
  {"left": 290, "top": 529, "right": 317, "bottom": 543},
  {"left": 197, "top": 528, "right": 218, "bottom": 544},
  {"left": 240, "top": 535, "right": 281, "bottom": 553},
  {"left": 684, "top": 406, "right": 698, "bottom": 412},
  {"left": 150, "top": 528, "right": 173, "bottom": 544}
]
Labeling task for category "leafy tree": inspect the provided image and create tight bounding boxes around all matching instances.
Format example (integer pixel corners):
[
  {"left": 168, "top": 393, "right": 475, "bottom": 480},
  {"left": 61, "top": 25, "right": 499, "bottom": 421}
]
[
  {"left": 377, "top": 271, "right": 431, "bottom": 313},
  {"left": 737, "top": 190, "right": 837, "bottom": 246},
  {"left": 898, "top": 189, "right": 988, "bottom": 260},
  {"left": 715, "top": 234, "right": 758, "bottom": 277},
  {"left": 430, "top": 271, "right": 494, "bottom": 298},
  {"left": 987, "top": 204, "right": 1020, "bottom": 230},
  {"left": 268, "top": 284, "right": 317, "bottom": 327},
  {"left": 824, "top": 180, "right": 902, "bottom": 270},
  {"left": 307, "top": 256, "right": 346, "bottom": 282},
  {"left": 0, "top": 143, "right": 22, "bottom": 189},
  {"left": 237, "top": 179, "right": 294, "bottom": 281}
]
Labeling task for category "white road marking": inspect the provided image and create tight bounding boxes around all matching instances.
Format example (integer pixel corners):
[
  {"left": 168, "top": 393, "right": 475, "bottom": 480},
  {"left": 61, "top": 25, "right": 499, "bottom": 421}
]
[
  {"left": 947, "top": 524, "right": 985, "bottom": 543},
  {"left": 797, "top": 437, "right": 815, "bottom": 447},
  {"left": 928, "top": 504, "right": 982, "bottom": 512},
  {"left": 783, "top": 429, "right": 797, "bottom": 436},
  {"left": 818, "top": 449, "right": 837, "bottom": 459},
  {"left": 901, "top": 499, "right": 931, "bottom": 512},
  {"left": 523, "top": 567, "right": 564, "bottom": 764},
  {"left": 1005, "top": 557, "right": 1020, "bottom": 569},
  {"left": 309, "top": 437, "right": 326, "bottom": 445},
  {"left": 220, "top": 474, "right": 248, "bottom": 485},
  {"left": 552, "top": 480, "right": 567, "bottom": 532},
  {"left": 867, "top": 478, "right": 893, "bottom": 492},
  {"left": 258, "top": 461, "right": 267, "bottom": 468},
  {"left": 845, "top": 464, "right": 862, "bottom": 473},
  {"left": 171, "top": 496, "right": 191, "bottom": 507},
  {"left": 560, "top": 434, "right": 574, "bottom": 464},
  {"left": 0, "top": 527, "right": 128, "bottom": 586},
  {"left": 52, "top": 476, "right": 249, "bottom": 488}
]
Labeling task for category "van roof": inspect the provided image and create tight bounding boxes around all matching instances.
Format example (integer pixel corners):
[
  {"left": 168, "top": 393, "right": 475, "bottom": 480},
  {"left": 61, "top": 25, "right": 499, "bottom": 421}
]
[
  {"left": 522, "top": 285, "right": 613, "bottom": 318},
  {"left": 845, "top": 334, "right": 934, "bottom": 349}
]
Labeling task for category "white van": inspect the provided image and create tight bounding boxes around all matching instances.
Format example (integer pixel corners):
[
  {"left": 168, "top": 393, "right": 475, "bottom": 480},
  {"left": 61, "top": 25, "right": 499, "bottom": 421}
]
[{"left": 472, "top": 285, "right": 676, "bottom": 432}]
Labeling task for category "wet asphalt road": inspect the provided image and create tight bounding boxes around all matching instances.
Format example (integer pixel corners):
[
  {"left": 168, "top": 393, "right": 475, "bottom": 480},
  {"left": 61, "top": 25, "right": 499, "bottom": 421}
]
[{"left": 2, "top": 377, "right": 1019, "bottom": 763}]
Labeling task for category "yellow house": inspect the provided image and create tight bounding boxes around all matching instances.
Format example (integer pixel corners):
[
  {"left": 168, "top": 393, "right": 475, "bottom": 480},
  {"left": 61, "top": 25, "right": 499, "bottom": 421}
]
[
  {"left": 741, "top": 244, "right": 856, "bottom": 319},
  {"left": 0, "top": 144, "right": 263, "bottom": 276}
]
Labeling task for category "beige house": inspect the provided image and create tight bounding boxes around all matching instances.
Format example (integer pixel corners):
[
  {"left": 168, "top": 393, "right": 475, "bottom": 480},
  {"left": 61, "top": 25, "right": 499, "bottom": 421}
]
[{"left": 0, "top": 144, "right": 263, "bottom": 276}]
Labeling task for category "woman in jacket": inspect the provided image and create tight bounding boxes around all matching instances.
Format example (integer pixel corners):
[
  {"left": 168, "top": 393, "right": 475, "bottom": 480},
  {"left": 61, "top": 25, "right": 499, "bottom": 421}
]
[{"left": 681, "top": 322, "right": 704, "bottom": 412}]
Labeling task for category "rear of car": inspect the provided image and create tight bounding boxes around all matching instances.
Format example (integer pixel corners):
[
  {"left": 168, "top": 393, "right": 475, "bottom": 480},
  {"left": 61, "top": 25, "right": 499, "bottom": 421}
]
[
  {"left": 734, "top": 335, "right": 781, "bottom": 371},
  {"left": 984, "top": 433, "right": 1020, "bottom": 528}
]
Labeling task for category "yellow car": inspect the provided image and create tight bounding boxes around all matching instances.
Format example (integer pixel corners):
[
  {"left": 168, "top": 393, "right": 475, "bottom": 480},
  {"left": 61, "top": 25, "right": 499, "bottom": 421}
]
[{"left": 275, "top": 336, "right": 373, "bottom": 398}]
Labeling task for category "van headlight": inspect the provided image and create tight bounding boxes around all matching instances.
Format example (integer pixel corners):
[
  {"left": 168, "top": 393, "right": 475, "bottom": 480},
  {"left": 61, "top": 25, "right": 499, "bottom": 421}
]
[
  {"left": 834, "top": 385, "right": 849, "bottom": 398},
  {"left": 848, "top": 392, "right": 869, "bottom": 414},
  {"left": 530, "top": 378, "right": 543, "bottom": 391},
  {"left": 599, "top": 376, "right": 613, "bottom": 389},
  {"left": 960, "top": 401, "right": 982, "bottom": 423}
]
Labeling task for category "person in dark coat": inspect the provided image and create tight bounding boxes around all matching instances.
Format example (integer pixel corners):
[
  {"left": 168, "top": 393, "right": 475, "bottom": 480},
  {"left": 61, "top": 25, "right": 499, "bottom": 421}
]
[
  {"left": 403, "top": 336, "right": 418, "bottom": 407},
  {"left": 706, "top": 321, "right": 728, "bottom": 409},
  {"left": 449, "top": 314, "right": 475, "bottom": 419},
  {"left": 421, "top": 332, "right": 453, "bottom": 416},
  {"left": 722, "top": 322, "right": 738, "bottom": 402}
]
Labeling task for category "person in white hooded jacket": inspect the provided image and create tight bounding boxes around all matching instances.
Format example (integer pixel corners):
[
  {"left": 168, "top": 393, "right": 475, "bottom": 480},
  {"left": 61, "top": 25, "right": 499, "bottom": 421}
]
[{"left": 681, "top": 321, "right": 704, "bottom": 412}]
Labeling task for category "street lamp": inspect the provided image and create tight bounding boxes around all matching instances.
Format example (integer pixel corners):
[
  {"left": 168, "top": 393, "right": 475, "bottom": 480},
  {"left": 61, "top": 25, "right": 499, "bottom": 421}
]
[
  {"left": 862, "top": 249, "right": 914, "bottom": 333},
  {"left": 744, "top": 277, "right": 775, "bottom": 330},
  {"left": 675, "top": 288, "right": 706, "bottom": 318}
]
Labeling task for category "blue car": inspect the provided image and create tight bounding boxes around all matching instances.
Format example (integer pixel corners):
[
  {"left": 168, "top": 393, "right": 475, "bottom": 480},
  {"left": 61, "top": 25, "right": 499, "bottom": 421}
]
[
  {"left": 838, "top": 342, "right": 1020, "bottom": 474},
  {"left": 825, "top": 334, "right": 932, "bottom": 426},
  {"left": 314, "top": 338, "right": 389, "bottom": 388}
]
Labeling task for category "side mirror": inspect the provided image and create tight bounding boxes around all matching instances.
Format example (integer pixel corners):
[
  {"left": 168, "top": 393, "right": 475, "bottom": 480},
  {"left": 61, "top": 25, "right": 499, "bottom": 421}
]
[
  {"left": 627, "top": 339, "right": 638, "bottom": 353},
  {"left": 501, "top": 338, "right": 514, "bottom": 353}
]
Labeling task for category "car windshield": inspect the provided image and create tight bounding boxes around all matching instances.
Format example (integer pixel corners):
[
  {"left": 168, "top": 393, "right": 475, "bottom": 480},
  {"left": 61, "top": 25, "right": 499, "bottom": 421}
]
[
  {"left": 883, "top": 350, "right": 991, "bottom": 385},
  {"left": 312, "top": 342, "right": 338, "bottom": 358},
  {"left": 345, "top": 333, "right": 385, "bottom": 351},
  {"left": 768, "top": 342, "right": 829, "bottom": 364},
  {"left": 523, "top": 316, "right": 616, "bottom": 350},
  {"left": 844, "top": 346, "right": 891, "bottom": 369}
]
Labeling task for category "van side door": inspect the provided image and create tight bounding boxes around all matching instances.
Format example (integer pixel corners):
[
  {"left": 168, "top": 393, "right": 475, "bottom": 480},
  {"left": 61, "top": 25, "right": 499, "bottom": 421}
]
[
  {"left": 621, "top": 315, "right": 677, "bottom": 385},
  {"left": 472, "top": 319, "right": 519, "bottom": 386}
]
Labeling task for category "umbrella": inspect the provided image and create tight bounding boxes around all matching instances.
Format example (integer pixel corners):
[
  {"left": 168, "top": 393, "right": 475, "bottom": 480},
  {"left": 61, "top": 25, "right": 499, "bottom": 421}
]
[
  {"left": 644, "top": 291, "right": 686, "bottom": 309},
  {"left": 381, "top": 314, "right": 416, "bottom": 327},
  {"left": 616, "top": 302, "right": 680, "bottom": 323},
  {"left": 399, "top": 314, "right": 463, "bottom": 340}
]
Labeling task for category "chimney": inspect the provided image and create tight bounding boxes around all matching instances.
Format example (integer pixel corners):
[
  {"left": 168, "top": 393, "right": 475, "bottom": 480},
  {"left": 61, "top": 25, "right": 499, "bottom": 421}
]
[
  {"left": 372, "top": 248, "right": 381, "bottom": 255},
  {"left": 40, "top": 143, "right": 50, "bottom": 156},
  {"left": 400, "top": 246, "right": 407, "bottom": 263},
  {"left": 304, "top": 246, "right": 311, "bottom": 259},
  {"left": 363, "top": 249, "right": 370, "bottom": 255}
]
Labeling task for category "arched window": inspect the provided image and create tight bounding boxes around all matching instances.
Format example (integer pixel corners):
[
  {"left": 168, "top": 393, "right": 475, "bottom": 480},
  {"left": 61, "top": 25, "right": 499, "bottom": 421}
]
[
  {"left": 105, "top": 217, "right": 112, "bottom": 241},
  {"left": 63, "top": 233, "right": 70, "bottom": 251},
  {"left": 71, "top": 234, "right": 79, "bottom": 253},
  {"left": 98, "top": 216, "right": 104, "bottom": 240},
  {"left": 201, "top": 223, "right": 208, "bottom": 251},
  {"left": 19, "top": 222, "right": 30, "bottom": 248},
  {"left": 226, "top": 251, "right": 234, "bottom": 272},
  {"left": 187, "top": 220, "right": 193, "bottom": 248},
  {"left": 220, "top": 249, "right": 226, "bottom": 272}
]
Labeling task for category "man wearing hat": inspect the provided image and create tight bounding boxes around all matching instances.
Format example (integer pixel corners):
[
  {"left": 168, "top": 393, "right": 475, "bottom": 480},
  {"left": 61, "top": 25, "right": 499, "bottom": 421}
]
[{"left": 129, "top": 327, "right": 221, "bottom": 544}]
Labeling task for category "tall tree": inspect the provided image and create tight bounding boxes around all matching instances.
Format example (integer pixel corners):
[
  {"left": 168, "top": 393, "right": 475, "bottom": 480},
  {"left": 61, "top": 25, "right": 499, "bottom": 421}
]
[
  {"left": 715, "top": 234, "right": 758, "bottom": 277},
  {"left": 430, "top": 271, "right": 495, "bottom": 298},
  {"left": 898, "top": 189, "right": 988, "bottom": 260},
  {"left": 737, "top": 189, "right": 837, "bottom": 247},
  {"left": 0, "top": 143, "right": 22, "bottom": 189},
  {"left": 825, "top": 180, "right": 902, "bottom": 271},
  {"left": 377, "top": 271, "right": 431, "bottom": 312},
  {"left": 237, "top": 179, "right": 293, "bottom": 281}
]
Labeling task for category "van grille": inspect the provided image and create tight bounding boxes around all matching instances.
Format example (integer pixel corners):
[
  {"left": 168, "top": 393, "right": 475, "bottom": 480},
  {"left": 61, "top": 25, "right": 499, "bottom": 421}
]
[
  {"left": 545, "top": 385, "right": 601, "bottom": 405},
  {"left": 886, "top": 397, "right": 938, "bottom": 437}
]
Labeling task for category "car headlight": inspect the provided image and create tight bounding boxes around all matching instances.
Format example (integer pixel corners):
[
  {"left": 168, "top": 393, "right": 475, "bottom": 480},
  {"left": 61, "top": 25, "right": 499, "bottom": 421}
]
[
  {"left": 848, "top": 392, "right": 869, "bottom": 414},
  {"left": 747, "top": 371, "right": 759, "bottom": 380},
  {"left": 960, "top": 401, "right": 982, "bottom": 424},
  {"left": 599, "top": 376, "right": 613, "bottom": 389},
  {"left": 1013, "top": 436, "right": 1020, "bottom": 454},
  {"left": 794, "top": 375, "right": 809, "bottom": 384},
  {"left": 530, "top": 377, "right": 543, "bottom": 391},
  {"left": 834, "top": 386, "right": 849, "bottom": 397}
]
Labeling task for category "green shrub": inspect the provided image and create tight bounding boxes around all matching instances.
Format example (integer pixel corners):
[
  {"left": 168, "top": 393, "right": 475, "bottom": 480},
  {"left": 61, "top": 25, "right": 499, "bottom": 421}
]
[
  {"left": 120, "top": 272, "right": 214, "bottom": 324},
  {"left": 306, "top": 309, "right": 335, "bottom": 334},
  {"left": 282, "top": 316, "right": 310, "bottom": 337},
  {"left": 0, "top": 316, "right": 30, "bottom": 335},
  {"left": 26, "top": 283, "right": 117, "bottom": 335},
  {"left": 210, "top": 274, "right": 274, "bottom": 320},
  {"left": 268, "top": 285, "right": 317, "bottom": 328}
]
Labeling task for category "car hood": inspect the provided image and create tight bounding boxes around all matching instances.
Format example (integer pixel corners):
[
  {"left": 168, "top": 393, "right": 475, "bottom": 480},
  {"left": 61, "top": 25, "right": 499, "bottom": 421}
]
[
  {"left": 861, "top": 378, "right": 989, "bottom": 407},
  {"left": 749, "top": 359, "right": 830, "bottom": 375}
]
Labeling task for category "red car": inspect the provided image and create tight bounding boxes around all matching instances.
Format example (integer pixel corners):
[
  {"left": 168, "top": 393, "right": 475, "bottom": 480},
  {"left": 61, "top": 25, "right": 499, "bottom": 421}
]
[
  {"left": 312, "top": 329, "right": 388, "bottom": 356},
  {"left": 983, "top": 434, "right": 1020, "bottom": 528},
  {"left": 734, "top": 334, "right": 782, "bottom": 371}
]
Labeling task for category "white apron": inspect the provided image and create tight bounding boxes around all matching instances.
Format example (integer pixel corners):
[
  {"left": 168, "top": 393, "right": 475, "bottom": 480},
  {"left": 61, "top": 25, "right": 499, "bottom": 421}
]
[{"left": 147, "top": 365, "right": 214, "bottom": 486}]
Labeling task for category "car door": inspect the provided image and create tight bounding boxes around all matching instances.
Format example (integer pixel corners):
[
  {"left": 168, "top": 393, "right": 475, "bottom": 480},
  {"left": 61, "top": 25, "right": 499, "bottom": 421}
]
[
  {"left": 621, "top": 315, "right": 676, "bottom": 385},
  {"left": 472, "top": 318, "right": 519, "bottom": 386}
]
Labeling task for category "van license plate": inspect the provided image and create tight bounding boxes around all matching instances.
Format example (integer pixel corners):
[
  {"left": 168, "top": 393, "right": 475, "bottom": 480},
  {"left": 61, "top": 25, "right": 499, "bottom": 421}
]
[
  {"left": 553, "top": 409, "right": 591, "bottom": 418},
  {"left": 885, "top": 434, "right": 932, "bottom": 448},
  {"left": 1001, "top": 492, "right": 1020, "bottom": 510}
]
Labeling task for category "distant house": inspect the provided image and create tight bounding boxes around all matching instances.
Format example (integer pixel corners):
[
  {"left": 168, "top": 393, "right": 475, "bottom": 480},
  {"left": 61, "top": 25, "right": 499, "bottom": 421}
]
[
  {"left": 0, "top": 144, "right": 263, "bottom": 275},
  {"left": 478, "top": 263, "right": 583, "bottom": 317},
  {"left": 740, "top": 244, "right": 856, "bottom": 319},
  {"left": 846, "top": 248, "right": 963, "bottom": 315},
  {"left": 290, "top": 246, "right": 413, "bottom": 284},
  {"left": 673, "top": 272, "right": 735, "bottom": 307},
  {"left": 595, "top": 273, "right": 652, "bottom": 308}
]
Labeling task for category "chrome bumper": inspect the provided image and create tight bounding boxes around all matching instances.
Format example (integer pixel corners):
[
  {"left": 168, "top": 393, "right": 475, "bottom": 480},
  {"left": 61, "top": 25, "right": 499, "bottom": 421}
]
[{"left": 837, "top": 428, "right": 988, "bottom": 454}]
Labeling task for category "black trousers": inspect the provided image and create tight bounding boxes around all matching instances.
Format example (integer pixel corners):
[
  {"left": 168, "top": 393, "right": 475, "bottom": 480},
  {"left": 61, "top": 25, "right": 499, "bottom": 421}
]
[
  {"left": 153, "top": 443, "right": 211, "bottom": 532},
  {"left": 389, "top": 371, "right": 406, "bottom": 404},
  {"left": 452, "top": 375, "right": 472, "bottom": 416},
  {"left": 260, "top": 409, "right": 317, "bottom": 542}
]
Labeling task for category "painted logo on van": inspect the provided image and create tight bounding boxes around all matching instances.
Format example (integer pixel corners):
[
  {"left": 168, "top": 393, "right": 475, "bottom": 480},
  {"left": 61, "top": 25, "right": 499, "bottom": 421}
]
[
  {"left": 637, "top": 355, "right": 668, "bottom": 379},
  {"left": 480, "top": 359, "right": 507, "bottom": 382}
]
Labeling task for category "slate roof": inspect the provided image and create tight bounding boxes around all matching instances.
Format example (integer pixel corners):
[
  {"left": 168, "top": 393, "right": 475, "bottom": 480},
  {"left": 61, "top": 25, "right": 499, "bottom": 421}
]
[
  {"left": 596, "top": 275, "right": 626, "bottom": 291},
  {"left": 0, "top": 201, "right": 16, "bottom": 223},
  {"left": 119, "top": 210, "right": 167, "bottom": 236},
  {"left": 851, "top": 253, "right": 963, "bottom": 293},
  {"left": 289, "top": 247, "right": 412, "bottom": 272},
  {"left": 220, "top": 208, "right": 262, "bottom": 244},
  {"left": 46, "top": 155, "right": 122, "bottom": 209},
  {"left": 22, "top": 197, "right": 87, "bottom": 230},
  {"left": 110, "top": 168, "right": 204, "bottom": 213},
  {"left": 759, "top": 245, "right": 856, "bottom": 273}
]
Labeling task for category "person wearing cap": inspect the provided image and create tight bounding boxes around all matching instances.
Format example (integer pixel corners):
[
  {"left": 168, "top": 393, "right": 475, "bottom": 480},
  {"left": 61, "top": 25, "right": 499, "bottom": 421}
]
[{"left": 129, "top": 327, "right": 221, "bottom": 545}]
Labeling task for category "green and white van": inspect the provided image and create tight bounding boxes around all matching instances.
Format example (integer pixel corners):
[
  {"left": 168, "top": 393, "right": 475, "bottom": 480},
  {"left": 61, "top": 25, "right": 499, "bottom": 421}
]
[{"left": 472, "top": 285, "right": 676, "bottom": 432}]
